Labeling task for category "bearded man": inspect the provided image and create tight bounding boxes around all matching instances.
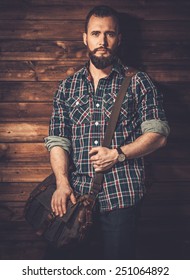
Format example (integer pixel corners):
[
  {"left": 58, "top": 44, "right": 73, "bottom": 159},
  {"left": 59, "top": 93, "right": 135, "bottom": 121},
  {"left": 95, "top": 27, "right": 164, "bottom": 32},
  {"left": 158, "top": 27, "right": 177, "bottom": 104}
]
[{"left": 45, "top": 5, "right": 170, "bottom": 259}]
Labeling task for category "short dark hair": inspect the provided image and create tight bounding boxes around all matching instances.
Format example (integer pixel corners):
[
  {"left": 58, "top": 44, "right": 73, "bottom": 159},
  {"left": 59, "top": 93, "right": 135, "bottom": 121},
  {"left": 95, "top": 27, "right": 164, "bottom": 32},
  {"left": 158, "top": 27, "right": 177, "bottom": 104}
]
[{"left": 85, "top": 5, "right": 120, "bottom": 33}]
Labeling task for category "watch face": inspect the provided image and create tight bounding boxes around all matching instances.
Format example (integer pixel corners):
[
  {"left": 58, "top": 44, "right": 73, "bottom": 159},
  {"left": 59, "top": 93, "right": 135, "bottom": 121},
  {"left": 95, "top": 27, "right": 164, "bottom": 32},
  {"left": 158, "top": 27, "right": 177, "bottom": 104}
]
[{"left": 118, "top": 153, "right": 126, "bottom": 162}]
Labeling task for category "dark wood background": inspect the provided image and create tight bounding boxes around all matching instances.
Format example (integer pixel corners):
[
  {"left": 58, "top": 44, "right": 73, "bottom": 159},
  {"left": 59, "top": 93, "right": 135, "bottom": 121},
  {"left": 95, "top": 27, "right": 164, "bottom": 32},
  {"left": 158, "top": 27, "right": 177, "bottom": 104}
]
[{"left": 0, "top": 0, "right": 190, "bottom": 259}]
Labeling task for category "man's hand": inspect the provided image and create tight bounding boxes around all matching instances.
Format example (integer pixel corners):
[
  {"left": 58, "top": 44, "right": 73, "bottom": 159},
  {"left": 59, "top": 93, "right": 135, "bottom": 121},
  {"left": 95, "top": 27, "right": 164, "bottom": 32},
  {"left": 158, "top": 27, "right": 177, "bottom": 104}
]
[
  {"left": 51, "top": 177, "right": 76, "bottom": 217},
  {"left": 89, "top": 146, "right": 118, "bottom": 172}
]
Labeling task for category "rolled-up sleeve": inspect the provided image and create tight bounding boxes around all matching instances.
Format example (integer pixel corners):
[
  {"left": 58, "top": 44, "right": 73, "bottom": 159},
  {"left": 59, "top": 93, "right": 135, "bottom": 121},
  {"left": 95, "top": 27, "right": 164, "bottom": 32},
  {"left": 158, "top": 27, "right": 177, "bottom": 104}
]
[
  {"left": 44, "top": 135, "right": 71, "bottom": 153},
  {"left": 141, "top": 119, "right": 170, "bottom": 137}
]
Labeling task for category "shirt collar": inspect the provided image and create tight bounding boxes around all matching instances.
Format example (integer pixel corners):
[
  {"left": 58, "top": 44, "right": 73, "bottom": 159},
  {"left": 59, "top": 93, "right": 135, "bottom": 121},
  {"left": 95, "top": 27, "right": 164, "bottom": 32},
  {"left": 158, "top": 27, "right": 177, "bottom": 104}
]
[
  {"left": 80, "top": 59, "right": 127, "bottom": 81},
  {"left": 111, "top": 59, "right": 127, "bottom": 76}
]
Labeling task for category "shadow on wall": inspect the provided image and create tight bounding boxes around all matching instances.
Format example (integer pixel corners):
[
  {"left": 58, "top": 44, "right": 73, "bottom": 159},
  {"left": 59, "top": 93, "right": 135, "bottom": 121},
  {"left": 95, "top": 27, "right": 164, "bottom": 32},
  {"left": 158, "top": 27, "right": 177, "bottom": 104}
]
[
  {"left": 118, "top": 13, "right": 190, "bottom": 260},
  {"left": 118, "top": 13, "right": 143, "bottom": 69}
]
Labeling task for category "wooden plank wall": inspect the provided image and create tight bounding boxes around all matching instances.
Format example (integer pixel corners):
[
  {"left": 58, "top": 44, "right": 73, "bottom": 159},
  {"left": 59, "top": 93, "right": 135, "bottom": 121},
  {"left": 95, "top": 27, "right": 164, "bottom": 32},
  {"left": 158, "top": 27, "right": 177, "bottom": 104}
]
[{"left": 0, "top": 0, "right": 190, "bottom": 259}]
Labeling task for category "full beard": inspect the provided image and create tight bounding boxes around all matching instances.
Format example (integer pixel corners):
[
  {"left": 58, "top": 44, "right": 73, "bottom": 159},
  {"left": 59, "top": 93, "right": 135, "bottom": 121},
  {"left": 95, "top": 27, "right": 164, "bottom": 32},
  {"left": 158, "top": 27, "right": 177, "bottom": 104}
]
[{"left": 88, "top": 47, "right": 118, "bottom": 69}]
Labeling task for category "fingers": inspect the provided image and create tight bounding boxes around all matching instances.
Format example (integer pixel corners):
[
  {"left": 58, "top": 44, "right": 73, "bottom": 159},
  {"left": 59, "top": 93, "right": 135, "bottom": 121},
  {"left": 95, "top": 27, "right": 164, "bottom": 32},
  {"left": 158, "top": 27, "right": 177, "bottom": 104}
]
[
  {"left": 92, "top": 159, "right": 107, "bottom": 171},
  {"left": 89, "top": 147, "right": 99, "bottom": 156},
  {"left": 70, "top": 192, "right": 77, "bottom": 205},
  {"left": 89, "top": 148, "right": 102, "bottom": 164},
  {"left": 90, "top": 147, "right": 118, "bottom": 171},
  {"left": 51, "top": 189, "right": 76, "bottom": 217},
  {"left": 89, "top": 147, "right": 101, "bottom": 161},
  {"left": 93, "top": 162, "right": 114, "bottom": 172},
  {"left": 51, "top": 193, "right": 67, "bottom": 217},
  {"left": 93, "top": 164, "right": 104, "bottom": 172}
]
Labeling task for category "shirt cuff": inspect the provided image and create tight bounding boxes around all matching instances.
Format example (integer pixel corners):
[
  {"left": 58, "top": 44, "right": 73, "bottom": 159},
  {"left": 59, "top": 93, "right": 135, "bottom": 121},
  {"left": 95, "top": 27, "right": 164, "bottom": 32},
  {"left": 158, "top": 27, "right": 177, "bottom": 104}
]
[
  {"left": 141, "top": 119, "right": 170, "bottom": 137},
  {"left": 44, "top": 136, "right": 71, "bottom": 154}
]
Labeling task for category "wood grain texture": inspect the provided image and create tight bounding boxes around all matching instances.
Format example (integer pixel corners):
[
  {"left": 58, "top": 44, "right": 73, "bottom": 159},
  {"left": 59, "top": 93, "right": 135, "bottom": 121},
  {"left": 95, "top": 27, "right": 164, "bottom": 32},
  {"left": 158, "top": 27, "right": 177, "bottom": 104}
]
[
  {"left": 0, "top": 3, "right": 190, "bottom": 20},
  {"left": 0, "top": 143, "right": 49, "bottom": 162},
  {"left": 0, "top": 122, "right": 49, "bottom": 142},
  {"left": 0, "top": 20, "right": 190, "bottom": 41},
  {"left": 0, "top": 81, "right": 56, "bottom": 102},
  {"left": 0, "top": 103, "right": 52, "bottom": 121},
  {"left": 0, "top": 0, "right": 189, "bottom": 260},
  {"left": 0, "top": 163, "right": 51, "bottom": 183}
]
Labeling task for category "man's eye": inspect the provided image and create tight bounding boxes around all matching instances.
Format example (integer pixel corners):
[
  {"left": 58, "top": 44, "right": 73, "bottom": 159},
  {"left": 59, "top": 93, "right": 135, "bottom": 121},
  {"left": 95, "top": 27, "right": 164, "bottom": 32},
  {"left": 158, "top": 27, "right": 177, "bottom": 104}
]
[
  {"left": 92, "top": 32, "right": 99, "bottom": 36},
  {"left": 107, "top": 32, "right": 116, "bottom": 37}
]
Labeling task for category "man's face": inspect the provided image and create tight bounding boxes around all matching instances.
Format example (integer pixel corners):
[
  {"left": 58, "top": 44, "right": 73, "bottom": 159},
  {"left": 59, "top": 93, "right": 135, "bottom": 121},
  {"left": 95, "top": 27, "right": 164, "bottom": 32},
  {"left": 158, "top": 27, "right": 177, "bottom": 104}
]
[{"left": 83, "top": 15, "right": 121, "bottom": 69}]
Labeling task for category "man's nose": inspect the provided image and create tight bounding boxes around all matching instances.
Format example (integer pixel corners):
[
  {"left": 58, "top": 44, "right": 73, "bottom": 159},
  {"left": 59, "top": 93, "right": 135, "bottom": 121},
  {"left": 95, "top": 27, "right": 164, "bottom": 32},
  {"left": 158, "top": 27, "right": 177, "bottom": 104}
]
[{"left": 99, "top": 34, "right": 108, "bottom": 47}]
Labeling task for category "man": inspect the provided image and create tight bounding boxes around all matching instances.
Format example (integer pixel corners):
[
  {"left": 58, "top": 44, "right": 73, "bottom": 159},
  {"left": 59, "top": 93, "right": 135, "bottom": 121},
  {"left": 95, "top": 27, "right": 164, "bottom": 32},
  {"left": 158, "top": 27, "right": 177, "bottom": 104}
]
[{"left": 45, "top": 5, "right": 170, "bottom": 259}]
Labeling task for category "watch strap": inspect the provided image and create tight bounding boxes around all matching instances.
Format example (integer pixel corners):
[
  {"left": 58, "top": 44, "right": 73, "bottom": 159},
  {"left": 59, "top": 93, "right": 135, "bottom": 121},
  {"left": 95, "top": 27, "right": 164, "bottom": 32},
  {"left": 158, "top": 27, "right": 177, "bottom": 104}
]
[{"left": 116, "top": 146, "right": 124, "bottom": 155}]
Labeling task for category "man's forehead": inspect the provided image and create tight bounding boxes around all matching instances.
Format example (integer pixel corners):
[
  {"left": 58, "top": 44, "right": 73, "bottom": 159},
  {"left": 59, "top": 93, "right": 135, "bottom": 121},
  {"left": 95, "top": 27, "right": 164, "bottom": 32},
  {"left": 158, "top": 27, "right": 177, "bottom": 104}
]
[{"left": 87, "top": 15, "right": 117, "bottom": 31}]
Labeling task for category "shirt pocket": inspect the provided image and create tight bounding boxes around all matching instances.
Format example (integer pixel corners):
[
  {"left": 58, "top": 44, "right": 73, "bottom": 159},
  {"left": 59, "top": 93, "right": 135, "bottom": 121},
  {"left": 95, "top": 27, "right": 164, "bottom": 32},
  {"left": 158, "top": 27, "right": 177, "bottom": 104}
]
[
  {"left": 66, "top": 95, "right": 90, "bottom": 125},
  {"left": 104, "top": 94, "right": 135, "bottom": 123},
  {"left": 103, "top": 96, "right": 114, "bottom": 122},
  {"left": 120, "top": 95, "right": 136, "bottom": 122}
]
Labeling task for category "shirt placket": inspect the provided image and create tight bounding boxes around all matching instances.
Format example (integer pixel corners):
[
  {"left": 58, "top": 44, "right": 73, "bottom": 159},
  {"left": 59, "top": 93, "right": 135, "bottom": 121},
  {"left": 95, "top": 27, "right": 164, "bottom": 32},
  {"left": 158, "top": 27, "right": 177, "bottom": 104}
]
[{"left": 92, "top": 79, "right": 107, "bottom": 148}]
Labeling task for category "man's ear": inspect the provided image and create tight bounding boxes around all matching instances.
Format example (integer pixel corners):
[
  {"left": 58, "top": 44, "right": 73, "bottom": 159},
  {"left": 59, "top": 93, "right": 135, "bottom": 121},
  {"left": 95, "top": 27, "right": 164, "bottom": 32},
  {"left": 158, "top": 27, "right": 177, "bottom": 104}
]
[{"left": 83, "top": 33, "right": 87, "bottom": 46}]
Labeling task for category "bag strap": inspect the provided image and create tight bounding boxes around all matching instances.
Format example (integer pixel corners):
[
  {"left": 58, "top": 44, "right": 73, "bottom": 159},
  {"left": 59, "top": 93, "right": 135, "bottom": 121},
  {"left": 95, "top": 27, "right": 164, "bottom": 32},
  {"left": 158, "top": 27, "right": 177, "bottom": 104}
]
[{"left": 89, "top": 68, "right": 138, "bottom": 200}]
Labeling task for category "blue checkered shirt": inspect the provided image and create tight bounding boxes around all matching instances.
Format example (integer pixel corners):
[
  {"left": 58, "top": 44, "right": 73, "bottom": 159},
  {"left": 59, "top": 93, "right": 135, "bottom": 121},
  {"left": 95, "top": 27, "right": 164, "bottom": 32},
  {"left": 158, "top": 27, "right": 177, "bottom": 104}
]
[{"left": 49, "top": 61, "right": 167, "bottom": 212}]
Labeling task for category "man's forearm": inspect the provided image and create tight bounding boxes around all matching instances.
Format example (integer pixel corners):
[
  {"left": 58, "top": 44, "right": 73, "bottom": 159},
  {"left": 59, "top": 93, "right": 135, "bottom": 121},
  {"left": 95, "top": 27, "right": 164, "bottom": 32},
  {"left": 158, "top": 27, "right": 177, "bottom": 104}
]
[
  {"left": 50, "top": 146, "right": 70, "bottom": 184},
  {"left": 49, "top": 146, "right": 76, "bottom": 216},
  {"left": 121, "top": 132, "right": 166, "bottom": 159}
]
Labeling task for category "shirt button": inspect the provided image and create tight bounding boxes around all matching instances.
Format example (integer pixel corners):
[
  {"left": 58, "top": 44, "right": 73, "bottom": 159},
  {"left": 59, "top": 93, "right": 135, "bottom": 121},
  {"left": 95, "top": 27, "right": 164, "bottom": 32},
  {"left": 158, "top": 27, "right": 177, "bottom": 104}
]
[
  {"left": 94, "top": 140, "right": 98, "bottom": 145},
  {"left": 76, "top": 101, "right": 79, "bottom": 105},
  {"left": 95, "top": 121, "right": 99, "bottom": 126},
  {"left": 96, "top": 103, "right": 100, "bottom": 108}
]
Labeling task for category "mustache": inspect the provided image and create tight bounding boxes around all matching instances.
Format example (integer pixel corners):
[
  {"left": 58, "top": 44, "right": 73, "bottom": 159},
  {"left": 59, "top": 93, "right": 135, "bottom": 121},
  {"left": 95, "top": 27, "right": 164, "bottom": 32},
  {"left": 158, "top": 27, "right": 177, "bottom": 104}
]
[{"left": 92, "top": 47, "right": 112, "bottom": 54}]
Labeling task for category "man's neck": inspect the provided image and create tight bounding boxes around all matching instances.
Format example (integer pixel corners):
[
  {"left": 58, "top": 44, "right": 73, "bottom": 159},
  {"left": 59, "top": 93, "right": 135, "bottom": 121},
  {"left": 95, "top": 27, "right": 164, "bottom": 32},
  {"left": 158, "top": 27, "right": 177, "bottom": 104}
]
[{"left": 89, "top": 61, "right": 113, "bottom": 81}]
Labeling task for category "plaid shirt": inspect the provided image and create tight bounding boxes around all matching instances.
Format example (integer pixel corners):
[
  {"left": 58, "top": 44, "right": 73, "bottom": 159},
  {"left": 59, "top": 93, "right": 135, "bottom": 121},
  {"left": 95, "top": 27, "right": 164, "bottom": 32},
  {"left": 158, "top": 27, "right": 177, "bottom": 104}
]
[{"left": 49, "top": 61, "right": 167, "bottom": 212}]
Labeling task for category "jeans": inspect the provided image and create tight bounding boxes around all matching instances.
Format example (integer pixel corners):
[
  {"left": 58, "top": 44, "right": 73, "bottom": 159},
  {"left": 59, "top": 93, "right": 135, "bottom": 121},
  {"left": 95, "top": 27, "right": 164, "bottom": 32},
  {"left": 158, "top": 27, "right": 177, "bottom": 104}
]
[
  {"left": 44, "top": 201, "right": 142, "bottom": 260},
  {"left": 98, "top": 203, "right": 141, "bottom": 260}
]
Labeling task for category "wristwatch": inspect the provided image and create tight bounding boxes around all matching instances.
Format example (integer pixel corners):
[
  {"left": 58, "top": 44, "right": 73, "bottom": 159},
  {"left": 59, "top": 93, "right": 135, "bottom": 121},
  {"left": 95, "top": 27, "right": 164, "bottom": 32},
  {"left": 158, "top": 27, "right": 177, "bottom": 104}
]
[{"left": 116, "top": 146, "right": 126, "bottom": 162}]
